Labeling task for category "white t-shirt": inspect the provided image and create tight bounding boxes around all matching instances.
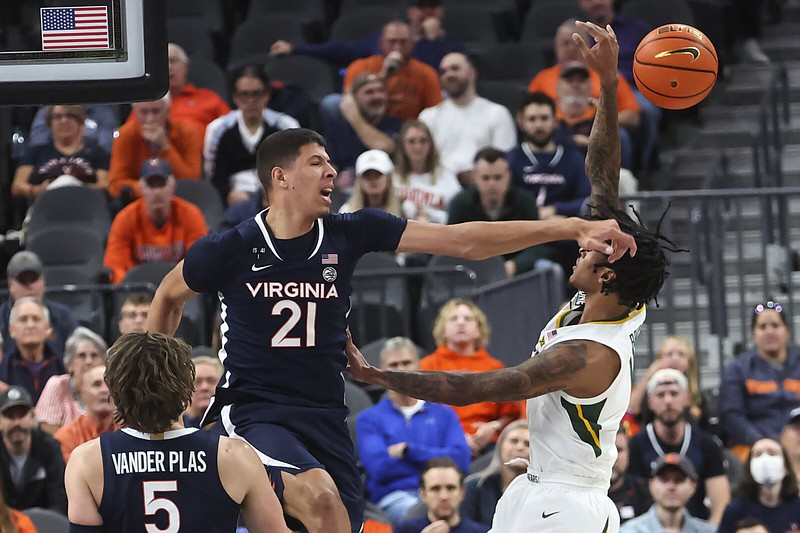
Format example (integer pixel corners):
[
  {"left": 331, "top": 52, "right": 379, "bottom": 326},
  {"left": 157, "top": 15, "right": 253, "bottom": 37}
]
[
  {"left": 392, "top": 169, "right": 462, "bottom": 224},
  {"left": 418, "top": 97, "right": 517, "bottom": 174}
]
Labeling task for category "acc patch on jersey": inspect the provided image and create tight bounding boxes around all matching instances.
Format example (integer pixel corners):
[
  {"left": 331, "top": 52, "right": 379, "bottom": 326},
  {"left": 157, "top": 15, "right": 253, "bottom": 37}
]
[{"left": 322, "top": 266, "right": 337, "bottom": 282}]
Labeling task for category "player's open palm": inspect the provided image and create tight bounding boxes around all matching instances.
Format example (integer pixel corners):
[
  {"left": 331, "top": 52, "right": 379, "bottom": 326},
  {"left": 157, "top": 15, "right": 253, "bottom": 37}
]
[{"left": 574, "top": 21, "right": 619, "bottom": 85}]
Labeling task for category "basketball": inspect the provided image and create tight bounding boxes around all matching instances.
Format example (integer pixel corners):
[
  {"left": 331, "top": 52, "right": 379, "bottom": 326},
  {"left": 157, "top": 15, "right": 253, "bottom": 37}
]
[{"left": 633, "top": 24, "right": 718, "bottom": 110}]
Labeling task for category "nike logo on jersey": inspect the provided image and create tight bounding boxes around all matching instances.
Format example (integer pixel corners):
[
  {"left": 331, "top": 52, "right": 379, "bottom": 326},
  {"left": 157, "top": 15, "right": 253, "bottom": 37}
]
[
  {"left": 251, "top": 264, "right": 274, "bottom": 272},
  {"left": 542, "top": 511, "right": 561, "bottom": 519},
  {"left": 654, "top": 46, "right": 700, "bottom": 61}
]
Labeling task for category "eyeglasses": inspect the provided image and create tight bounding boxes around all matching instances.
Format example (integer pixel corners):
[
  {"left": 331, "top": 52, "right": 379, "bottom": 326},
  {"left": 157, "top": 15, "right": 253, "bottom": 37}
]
[
  {"left": 120, "top": 310, "right": 149, "bottom": 320},
  {"left": 755, "top": 301, "right": 783, "bottom": 314},
  {"left": 235, "top": 89, "right": 267, "bottom": 100}
]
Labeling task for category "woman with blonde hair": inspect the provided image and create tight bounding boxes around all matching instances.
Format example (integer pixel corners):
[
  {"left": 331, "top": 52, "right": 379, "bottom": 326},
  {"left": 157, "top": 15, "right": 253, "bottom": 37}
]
[
  {"left": 339, "top": 149, "right": 402, "bottom": 217},
  {"left": 421, "top": 298, "right": 519, "bottom": 457},
  {"left": 627, "top": 335, "right": 709, "bottom": 434},
  {"left": 392, "top": 120, "right": 461, "bottom": 223},
  {"left": 462, "top": 420, "right": 530, "bottom": 527}
]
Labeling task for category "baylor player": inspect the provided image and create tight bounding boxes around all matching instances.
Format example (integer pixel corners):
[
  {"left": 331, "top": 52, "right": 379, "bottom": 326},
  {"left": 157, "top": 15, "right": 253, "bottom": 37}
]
[{"left": 345, "top": 22, "right": 677, "bottom": 533}]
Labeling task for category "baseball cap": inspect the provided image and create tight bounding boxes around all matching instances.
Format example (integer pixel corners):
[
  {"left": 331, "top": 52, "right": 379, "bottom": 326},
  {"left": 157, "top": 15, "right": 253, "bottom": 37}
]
[
  {"left": 647, "top": 368, "right": 689, "bottom": 394},
  {"left": 651, "top": 453, "right": 698, "bottom": 480},
  {"left": 6, "top": 251, "right": 43, "bottom": 280},
  {"left": 351, "top": 72, "right": 384, "bottom": 95},
  {"left": 560, "top": 61, "right": 590, "bottom": 79},
  {"left": 140, "top": 157, "right": 173, "bottom": 187},
  {"left": 0, "top": 386, "right": 34, "bottom": 415},
  {"left": 788, "top": 406, "right": 800, "bottom": 425},
  {"left": 355, "top": 150, "right": 394, "bottom": 176},
  {"left": 409, "top": 0, "right": 441, "bottom": 7}
]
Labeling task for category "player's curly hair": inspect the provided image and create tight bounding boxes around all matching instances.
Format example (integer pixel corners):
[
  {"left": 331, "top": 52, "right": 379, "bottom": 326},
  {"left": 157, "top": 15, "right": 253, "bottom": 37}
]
[
  {"left": 586, "top": 203, "right": 684, "bottom": 310},
  {"left": 105, "top": 332, "right": 195, "bottom": 434}
]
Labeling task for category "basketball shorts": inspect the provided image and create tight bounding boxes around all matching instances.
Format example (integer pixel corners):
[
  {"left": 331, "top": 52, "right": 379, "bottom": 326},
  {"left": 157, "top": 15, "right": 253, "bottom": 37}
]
[
  {"left": 215, "top": 399, "right": 363, "bottom": 533},
  {"left": 489, "top": 473, "right": 620, "bottom": 533}
]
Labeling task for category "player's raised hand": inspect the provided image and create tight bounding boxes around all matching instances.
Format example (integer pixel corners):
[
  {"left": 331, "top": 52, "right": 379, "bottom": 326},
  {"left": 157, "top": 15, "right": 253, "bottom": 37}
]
[
  {"left": 577, "top": 218, "right": 637, "bottom": 262},
  {"left": 574, "top": 21, "right": 619, "bottom": 85}
]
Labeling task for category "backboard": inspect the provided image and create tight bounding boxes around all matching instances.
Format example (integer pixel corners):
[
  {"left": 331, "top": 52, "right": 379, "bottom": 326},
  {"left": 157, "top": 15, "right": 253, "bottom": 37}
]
[{"left": 0, "top": 0, "right": 167, "bottom": 105}]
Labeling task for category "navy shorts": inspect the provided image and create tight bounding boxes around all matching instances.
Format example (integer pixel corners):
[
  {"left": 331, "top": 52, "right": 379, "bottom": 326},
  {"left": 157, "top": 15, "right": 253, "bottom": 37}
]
[{"left": 215, "top": 399, "right": 363, "bottom": 533}]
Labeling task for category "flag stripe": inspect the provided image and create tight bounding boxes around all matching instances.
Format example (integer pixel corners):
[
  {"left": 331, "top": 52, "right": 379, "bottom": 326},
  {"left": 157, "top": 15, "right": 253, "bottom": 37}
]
[{"left": 41, "top": 5, "right": 109, "bottom": 51}]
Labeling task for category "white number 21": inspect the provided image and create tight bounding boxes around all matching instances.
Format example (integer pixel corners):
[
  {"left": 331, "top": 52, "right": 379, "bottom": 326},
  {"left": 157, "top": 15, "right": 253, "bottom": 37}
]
[{"left": 271, "top": 300, "right": 317, "bottom": 348}]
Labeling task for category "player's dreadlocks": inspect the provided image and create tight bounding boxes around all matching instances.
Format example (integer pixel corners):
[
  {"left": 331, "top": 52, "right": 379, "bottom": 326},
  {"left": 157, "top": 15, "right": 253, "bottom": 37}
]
[{"left": 586, "top": 203, "right": 685, "bottom": 310}]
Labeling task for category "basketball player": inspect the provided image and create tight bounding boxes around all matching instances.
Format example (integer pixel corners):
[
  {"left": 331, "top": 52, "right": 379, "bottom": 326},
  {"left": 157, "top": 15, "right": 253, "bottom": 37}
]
[
  {"left": 146, "top": 62, "right": 637, "bottom": 533},
  {"left": 345, "top": 22, "right": 675, "bottom": 533},
  {"left": 64, "top": 332, "right": 289, "bottom": 533}
]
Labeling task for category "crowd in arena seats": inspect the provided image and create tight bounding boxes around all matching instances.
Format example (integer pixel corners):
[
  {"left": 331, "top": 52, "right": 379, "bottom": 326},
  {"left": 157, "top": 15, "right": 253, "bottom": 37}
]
[{"left": 0, "top": 0, "right": 793, "bottom": 529}]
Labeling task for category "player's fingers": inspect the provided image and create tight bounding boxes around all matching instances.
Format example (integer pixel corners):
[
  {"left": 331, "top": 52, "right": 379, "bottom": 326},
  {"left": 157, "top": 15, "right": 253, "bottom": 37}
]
[
  {"left": 572, "top": 32, "right": 591, "bottom": 56},
  {"left": 606, "top": 24, "right": 617, "bottom": 40},
  {"left": 577, "top": 20, "right": 607, "bottom": 40}
]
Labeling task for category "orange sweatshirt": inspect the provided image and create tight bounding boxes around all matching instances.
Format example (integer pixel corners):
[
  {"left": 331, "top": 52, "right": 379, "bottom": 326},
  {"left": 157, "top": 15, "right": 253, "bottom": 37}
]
[
  {"left": 104, "top": 197, "right": 208, "bottom": 284},
  {"left": 419, "top": 346, "right": 519, "bottom": 436}
]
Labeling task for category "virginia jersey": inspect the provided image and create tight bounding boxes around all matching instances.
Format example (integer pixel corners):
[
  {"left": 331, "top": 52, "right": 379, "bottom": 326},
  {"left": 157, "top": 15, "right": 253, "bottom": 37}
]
[
  {"left": 183, "top": 208, "right": 406, "bottom": 416},
  {"left": 526, "top": 291, "right": 645, "bottom": 489},
  {"left": 98, "top": 428, "right": 240, "bottom": 533}
]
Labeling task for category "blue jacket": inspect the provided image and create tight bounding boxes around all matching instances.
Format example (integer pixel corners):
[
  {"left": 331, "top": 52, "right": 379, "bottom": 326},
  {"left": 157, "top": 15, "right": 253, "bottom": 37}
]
[
  {"left": 620, "top": 505, "right": 715, "bottom": 533},
  {"left": 0, "top": 344, "right": 67, "bottom": 404},
  {"left": 719, "top": 347, "right": 800, "bottom": 446},
  {"left": 356, "top": 397, "right": 471, "bottom": 503}
]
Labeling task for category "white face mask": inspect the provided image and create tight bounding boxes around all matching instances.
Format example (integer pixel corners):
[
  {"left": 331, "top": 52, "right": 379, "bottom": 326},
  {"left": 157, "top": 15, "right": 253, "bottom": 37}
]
[{"left": 750, "top": 454, "right": 785, "bottom": 485}]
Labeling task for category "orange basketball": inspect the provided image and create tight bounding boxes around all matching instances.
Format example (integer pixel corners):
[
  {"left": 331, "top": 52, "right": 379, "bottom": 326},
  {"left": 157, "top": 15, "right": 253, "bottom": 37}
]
[{"left": 633, "top": 24, "right": 718, "bottom": 110}]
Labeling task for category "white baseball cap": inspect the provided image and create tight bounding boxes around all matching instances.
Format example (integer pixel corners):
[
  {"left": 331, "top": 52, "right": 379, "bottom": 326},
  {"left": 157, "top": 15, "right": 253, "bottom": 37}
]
[{"left": 355, "top": 150, "right": 393, "bottom": 176}]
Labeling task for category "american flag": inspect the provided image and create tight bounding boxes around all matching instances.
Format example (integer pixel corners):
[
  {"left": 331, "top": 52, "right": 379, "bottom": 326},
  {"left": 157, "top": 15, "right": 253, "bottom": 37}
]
[
  {"left": 322, "top": 253, "right": 338, "bottom": 265},
  {"left": 41, "top": 6, "right": 109, "bottom": 51}
]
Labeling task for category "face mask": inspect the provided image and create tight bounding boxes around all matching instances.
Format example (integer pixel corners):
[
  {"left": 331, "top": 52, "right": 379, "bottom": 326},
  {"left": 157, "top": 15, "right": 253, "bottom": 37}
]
[{"left": 750, "top": 455, "right": 785, "bottom": 485}]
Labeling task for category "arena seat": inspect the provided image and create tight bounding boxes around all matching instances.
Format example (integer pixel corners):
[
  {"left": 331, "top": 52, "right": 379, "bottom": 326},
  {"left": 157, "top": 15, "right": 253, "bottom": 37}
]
[
  {"left": 25, "top": 186, "right": 111, "bottom": 242},
  {"left": 620, "top": 0, "right": 696, "bottom": 28},
  {"left": 174, "top": 178, "right": 225, "bottom": 232},
  {"left": 474, "top": 42, "right": 549, "bottom": 83},
  {"left": 329, "top": 8, "right": 402, "bottom": 41}
]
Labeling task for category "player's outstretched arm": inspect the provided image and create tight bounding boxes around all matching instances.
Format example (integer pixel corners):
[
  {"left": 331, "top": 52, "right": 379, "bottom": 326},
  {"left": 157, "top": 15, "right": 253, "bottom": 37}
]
[
  {"left": 397, "top": 216, "right": 636, "bottom": 263},
  {"left": 574, "top": 21, "right": 621, "bottom": 212},
  {"left": 147, "top": 260, "right": 199, "bottom": 336},
  {"left": 65, "top": 440, "right": 104, "bottom": 527},
  {"left": 346, "top": 335, "right": 620, "bottom": 404},
  {"left": 218, "top": 438, "right": 292, "bottom": 533}
]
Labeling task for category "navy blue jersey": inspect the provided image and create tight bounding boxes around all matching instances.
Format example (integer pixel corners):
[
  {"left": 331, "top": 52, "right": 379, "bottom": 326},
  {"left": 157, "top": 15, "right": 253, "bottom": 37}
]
[
  {"left": 98, "top": 428, "right": 239, "bottom": 533},
  {"left": 184, "top": 208, "right": 406, "bottom": 413}
]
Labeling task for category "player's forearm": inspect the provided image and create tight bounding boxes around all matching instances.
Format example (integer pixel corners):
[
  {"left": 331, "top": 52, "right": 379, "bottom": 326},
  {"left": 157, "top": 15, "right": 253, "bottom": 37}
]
[
  {"left": 366, "top": 367, "right": 532, "bottom": 405},
  {"left": 455, "top": 218, "right": 584, "bottom": 260},
  {"left": 146, "top": 295, "right": 185, "bottom": 336},
  {"left": 586, "top": 78, "right": 621, "bottom": 211}
]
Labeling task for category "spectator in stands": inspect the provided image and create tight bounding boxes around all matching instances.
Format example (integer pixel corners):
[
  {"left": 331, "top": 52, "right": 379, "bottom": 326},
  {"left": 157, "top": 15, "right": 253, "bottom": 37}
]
[
  {"left": 628, "top": 336, "right": 710, "bottom": 435},
  {"left": 323, "top": 72, "right": 404, "bottom": 186},
  {"left": 781, "top": 407, "right": 800, "bottom": 481},
  {"left": 11, "top": 104, "right": 110, "bottom": 200},
  {"left": 419, "top": 53, "right": 516, "bottom": 187},
  {"left": 342, "top": 20, "right": 442, "bottom": 120},
  {"left": 732, "top": 519, "right": 769, "bottom": 533},
  {"left": 421, "top": 299, "right": 519, "bottom": 457},
  {"left": 449, "top": 147, "right": 550, "bottom": 278},
  {"left": 0, "top": 251, "right": 78, "bottom": 359},
  {"left": 0, "top": 298, "right": 66, "bottom": 404},
  {"left": 54, "top": 364, "right": 114, "bottom": 463},
  {"left": 579, "top": 0, "right": 660, "bottom": 174},
  {"left": 395, "top": 457, "right": 488, "bottom": 533},
  {"left": 357, "top": 337, "right": 470, "bottom": 527},
  {"left": 117, "top": 293, "right": 152, "bottom": 336},
  {"left": 269, "top": 0, "right": 464, "bottom": 71},
  {"left": 0, "top": 469, "right": 37, "bottom": 533},
  {"left": 620, "top": 454, "right": 716, "bottom": 533},
  {"left": 392, "top": 120, "right": 461, "bottom": 224},
  {"left": 528, "top": 19, "right": 641, "bottom": 131},
  {"left": 507, "top": 92, "right": 590, "bottom": 220},
  {"left": 0, "top": 386, "right": 67, "bottom": 514},
  {"left": 204, "top": 65, "right": 298, "bottom": 207},
  {"left": 461, "top": 420, "right": 529, "bottom": 528},
  {"left": 339, "top": 150, "right": 403, "bottom": 217},
  {"left": 123, "top": 43, "right": 229, "bottom": 134},
  {"left": 35, "top": 327, "right": 107, "bottom": 436},
  {"left": 107, "top": 94, "right": 203, "bottom": 200},
  {"left": 104, "top": 158, "right": 208, "bottom": 284},
  {"left": 627, "top": 369, "right": 730, "bottom": 523},
  {"left": 609, "top": 428, "right": 652, "bottom": 524},
  {"left": 218, "top": 188, "right": 269, "bottom": 233},
  {"left": 733, "top": 0, "right": 771, "bottom": 63},
  {"left": 182, "top": 355, "right": 223, "bottom": 429},
  {"left": 28, "top": 104, "right": 117, "bottom": 154},
  {"left": 717, "top": 438, "right": 800, "bottom": 533},
  {"left": 720, "top": 300, "right": 800, "bottom": 460}
]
